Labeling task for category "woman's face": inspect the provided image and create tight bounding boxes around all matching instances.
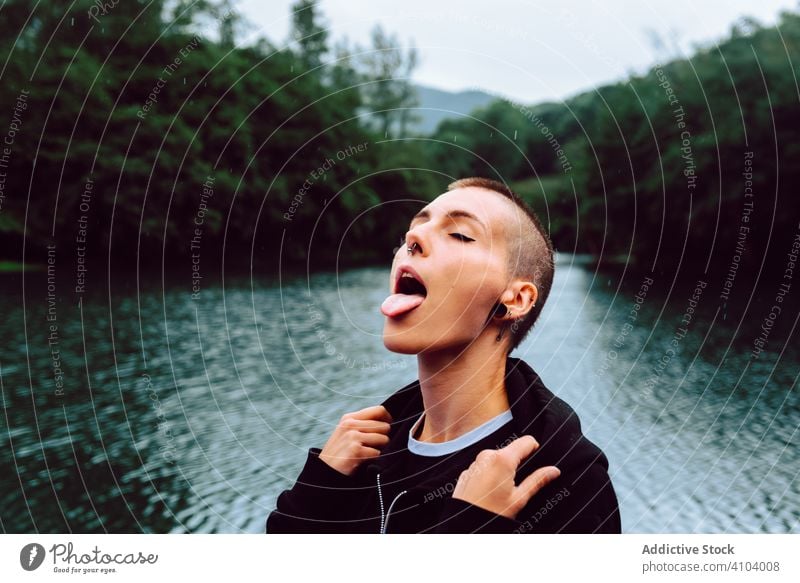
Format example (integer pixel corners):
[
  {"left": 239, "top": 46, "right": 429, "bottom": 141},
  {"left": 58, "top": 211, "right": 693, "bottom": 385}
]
[{"left": 382, "top": 187, "right": 517, "bottom": 354}]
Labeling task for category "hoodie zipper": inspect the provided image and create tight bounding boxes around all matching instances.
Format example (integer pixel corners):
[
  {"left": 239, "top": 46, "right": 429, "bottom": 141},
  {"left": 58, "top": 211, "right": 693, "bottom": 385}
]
[{"left": 376, "top": 472, "right": 407, "bottom": 534}]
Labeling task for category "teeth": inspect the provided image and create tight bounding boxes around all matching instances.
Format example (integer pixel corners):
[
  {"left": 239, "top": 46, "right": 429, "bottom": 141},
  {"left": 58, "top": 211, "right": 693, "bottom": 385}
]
[{"left": 396, "top": 270, "right": 424, "bottom": 295}]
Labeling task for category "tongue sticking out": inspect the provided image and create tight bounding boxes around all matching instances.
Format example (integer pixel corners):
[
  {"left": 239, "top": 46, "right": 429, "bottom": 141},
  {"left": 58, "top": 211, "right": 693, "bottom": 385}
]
[{"left": 381, "top": 293, "right": 425, "bottom": 317}]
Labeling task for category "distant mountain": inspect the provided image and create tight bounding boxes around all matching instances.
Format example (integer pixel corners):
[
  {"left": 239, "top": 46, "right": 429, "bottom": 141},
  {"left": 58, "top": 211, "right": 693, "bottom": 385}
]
[{"left": 410, "top": 85, "right": 498, "bottom": 134}]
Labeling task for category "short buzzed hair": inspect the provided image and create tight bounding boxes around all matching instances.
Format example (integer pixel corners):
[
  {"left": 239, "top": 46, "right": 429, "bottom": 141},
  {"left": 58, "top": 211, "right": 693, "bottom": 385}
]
[{"left": 447, "top": 177, "right": 555, "bottom": 353}]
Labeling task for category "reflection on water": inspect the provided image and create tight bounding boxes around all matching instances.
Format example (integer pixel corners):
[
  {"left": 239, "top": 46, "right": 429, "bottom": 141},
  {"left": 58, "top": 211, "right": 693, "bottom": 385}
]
[{"left": 1, "top": 256, "right": 797, "bottom": 533}]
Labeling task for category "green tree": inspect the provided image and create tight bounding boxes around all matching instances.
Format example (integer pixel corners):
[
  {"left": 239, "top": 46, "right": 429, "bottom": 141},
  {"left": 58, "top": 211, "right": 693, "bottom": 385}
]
[
  {"left": 359, "top": 24, "right": 419, "bottom": 137},
  {"left": 290, "top": 0, "right": 329, "bottom": 70}
]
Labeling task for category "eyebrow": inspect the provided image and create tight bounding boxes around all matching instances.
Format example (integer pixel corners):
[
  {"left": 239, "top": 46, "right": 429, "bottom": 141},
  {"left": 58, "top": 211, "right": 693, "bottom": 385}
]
[{"left": 410, "top": 208, "right": 488, "bottom": 233}]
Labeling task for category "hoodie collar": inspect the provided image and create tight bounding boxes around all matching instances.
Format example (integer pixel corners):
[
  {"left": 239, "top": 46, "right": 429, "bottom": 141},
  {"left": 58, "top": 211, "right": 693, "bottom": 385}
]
[{"left": 367, "top": 356, "right": 550, "bottom": 477}]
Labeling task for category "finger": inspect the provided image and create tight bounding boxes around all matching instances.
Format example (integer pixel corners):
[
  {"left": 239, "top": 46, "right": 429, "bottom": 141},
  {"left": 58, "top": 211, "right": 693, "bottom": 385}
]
[
  {"left": 349, "top": 405, "right": 393, "bottom": 423},
  {"left": 499, "top": 435, "right": 540, "bottom": 466},
  {"left": 516, "top": 466, "right": 561, "bottom": 503},
  {"left": 359, "top": 431, "right": 390, "bottom": 447},
  {"left": 359, "top": 446, "right": 382, "bottom": 459},
  {"left": 348, "top": 419, "right": 392, "bottom": 434}
]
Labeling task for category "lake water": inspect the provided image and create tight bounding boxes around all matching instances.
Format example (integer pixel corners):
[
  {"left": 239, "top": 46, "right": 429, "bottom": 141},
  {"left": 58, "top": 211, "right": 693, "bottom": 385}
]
[{"left": 1, "top": 255, "right": 798, "bottom": 533}]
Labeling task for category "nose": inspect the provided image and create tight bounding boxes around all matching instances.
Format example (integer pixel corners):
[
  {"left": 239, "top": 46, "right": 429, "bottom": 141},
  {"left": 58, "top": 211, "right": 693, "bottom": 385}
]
[{"left": 404, "top": 227, "right": 427, "bottom": 257}]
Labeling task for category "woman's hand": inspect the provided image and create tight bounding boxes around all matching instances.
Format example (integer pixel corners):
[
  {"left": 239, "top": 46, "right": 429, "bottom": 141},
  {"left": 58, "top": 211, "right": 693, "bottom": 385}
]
[
  {"left": 452, "top": 435, "right": 561, "bottom": 518},
  {"left": 319, "top": 405, "right": 393, "bottom": 476}
]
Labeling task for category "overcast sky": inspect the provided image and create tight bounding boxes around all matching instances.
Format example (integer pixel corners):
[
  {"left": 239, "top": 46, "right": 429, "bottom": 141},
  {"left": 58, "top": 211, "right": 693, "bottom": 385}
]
[{"left": 236, "top": 0, "right": 799, "bottom": 103}]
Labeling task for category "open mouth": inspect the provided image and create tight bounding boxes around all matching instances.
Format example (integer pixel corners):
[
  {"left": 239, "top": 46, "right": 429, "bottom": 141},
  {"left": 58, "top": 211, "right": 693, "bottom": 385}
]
[
  {"left": 381, "top": 266, "right": 428, "bottom": 317},
  {"left": 396, "top": 270, "right": 427, "bottom": 296}
]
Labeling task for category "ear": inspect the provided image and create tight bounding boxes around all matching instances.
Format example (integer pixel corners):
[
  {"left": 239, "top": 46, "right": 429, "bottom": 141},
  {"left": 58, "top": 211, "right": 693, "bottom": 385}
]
[{"left": 501, "top": 279, "right": 538, "bottom": 319}]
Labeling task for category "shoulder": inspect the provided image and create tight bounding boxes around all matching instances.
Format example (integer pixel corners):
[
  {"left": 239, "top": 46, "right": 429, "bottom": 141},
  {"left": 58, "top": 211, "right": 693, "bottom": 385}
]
[
  {"left": 508, "top": 359, "right": 610, "bottom": 475},
  {"left": 538, "top": 392, "right": 609, "bottom": 472},
  {"left": 514, "top": 383, "right": 621, "bottom": 532}
]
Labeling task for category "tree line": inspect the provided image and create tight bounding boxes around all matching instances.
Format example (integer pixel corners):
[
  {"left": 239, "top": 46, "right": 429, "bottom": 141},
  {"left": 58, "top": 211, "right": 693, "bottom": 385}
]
[
  {"left": 0, "top": 1, "right": 798, "bottom": 291},
  {"left": 0, "top": 0, "right": 431, "bottom": 275},
  {"left": 424, "top": 12, "right": 800, "bottom": 291}
]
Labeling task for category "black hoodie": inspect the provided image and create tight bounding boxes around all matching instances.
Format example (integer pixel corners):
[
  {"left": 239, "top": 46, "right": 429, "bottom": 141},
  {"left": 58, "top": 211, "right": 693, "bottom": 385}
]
[{"left": 266, "top": 356, "right": 622, "bottom": 533}]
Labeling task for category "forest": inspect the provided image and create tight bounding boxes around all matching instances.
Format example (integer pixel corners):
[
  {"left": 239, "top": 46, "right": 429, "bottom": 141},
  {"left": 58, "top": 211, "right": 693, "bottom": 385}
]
[{"left": 0, "top": 1, "right": 798, "bottom": 290}]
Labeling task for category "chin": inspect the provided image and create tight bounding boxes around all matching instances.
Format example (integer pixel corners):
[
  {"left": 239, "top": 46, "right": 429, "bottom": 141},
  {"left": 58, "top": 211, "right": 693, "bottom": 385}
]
[
  {"left": 382, "top": 326, "right": 470, "bottom": 355},
  {"left": 382, "top": 332, "right": 424, "bottom": 355}
]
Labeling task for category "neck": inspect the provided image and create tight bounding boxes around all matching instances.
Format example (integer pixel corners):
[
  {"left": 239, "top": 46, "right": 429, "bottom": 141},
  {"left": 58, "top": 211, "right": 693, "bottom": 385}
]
[{"left": 415, "top": 333, "right": 511, "bottom": 443}]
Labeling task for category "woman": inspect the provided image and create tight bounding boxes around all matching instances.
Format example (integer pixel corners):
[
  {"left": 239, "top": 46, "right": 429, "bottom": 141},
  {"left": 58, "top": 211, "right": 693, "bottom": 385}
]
[{"left": 266, "top": 177, "right": 621, "bottom": 533}]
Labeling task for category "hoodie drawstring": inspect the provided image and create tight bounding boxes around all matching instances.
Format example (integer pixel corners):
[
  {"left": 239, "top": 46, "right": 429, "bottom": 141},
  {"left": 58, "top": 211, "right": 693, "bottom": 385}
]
[
  {"left": 376, "top": 472, "right": 408, "bottom": 534},
  {"left": 376, "top": 473, "right": 386, "bottom": 533},
  {"left": 382, "top": 490, "right": 407, "bottom": 534}
]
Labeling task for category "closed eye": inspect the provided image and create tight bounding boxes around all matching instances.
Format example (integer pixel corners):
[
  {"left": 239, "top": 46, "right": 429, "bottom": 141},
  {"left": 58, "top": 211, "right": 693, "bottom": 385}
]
[{"left": 450, "top": 233, "right": 475, "bottom": 242}]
